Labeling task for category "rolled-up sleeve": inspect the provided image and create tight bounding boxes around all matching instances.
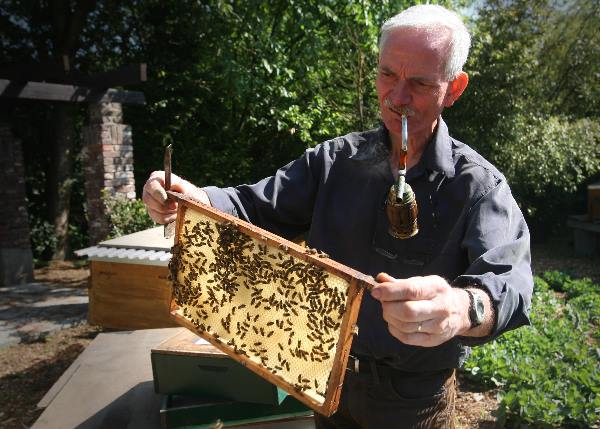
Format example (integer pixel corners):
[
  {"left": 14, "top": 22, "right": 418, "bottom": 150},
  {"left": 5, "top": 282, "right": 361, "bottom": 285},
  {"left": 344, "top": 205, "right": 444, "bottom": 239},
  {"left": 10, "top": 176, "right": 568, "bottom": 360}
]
[{"left": 453, "top": 180, "right": 534, "bottom": 346}]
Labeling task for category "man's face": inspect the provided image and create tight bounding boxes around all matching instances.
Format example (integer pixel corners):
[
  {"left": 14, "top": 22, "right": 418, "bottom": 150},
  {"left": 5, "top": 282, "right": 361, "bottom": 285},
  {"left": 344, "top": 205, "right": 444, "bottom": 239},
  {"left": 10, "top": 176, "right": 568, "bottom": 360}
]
[{"left": 376, "top": 28, "right": 458, "bottom": 146}]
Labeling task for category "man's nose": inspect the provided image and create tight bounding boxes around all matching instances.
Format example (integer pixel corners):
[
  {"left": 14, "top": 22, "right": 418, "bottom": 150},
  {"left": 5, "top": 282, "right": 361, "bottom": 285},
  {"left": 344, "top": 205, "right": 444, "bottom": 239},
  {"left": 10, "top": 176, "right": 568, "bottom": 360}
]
[{"left": 388, "top": 80, "right": 412, "bottom": 105}]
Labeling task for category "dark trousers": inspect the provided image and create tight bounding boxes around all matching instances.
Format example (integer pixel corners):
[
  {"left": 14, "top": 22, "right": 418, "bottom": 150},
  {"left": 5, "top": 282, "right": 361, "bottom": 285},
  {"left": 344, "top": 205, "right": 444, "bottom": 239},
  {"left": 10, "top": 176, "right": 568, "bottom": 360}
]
[{"left": 315, "top": 363, "right": 456, "bottom": 429}]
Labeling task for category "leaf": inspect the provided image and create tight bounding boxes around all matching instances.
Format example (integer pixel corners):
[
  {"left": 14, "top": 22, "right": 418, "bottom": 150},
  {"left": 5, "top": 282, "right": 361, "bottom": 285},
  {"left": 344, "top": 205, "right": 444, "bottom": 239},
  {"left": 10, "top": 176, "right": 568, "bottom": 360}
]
[{"left": 262, "top": 58, "right": 272, "bottom": 74}]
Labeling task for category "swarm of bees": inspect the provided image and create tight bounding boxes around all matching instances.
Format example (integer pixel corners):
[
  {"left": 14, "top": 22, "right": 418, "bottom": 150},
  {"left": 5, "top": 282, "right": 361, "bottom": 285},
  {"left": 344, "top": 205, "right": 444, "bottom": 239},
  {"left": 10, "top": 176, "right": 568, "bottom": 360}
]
[{"left": 169, "top": 209, "right": 351, "bottom": 404}]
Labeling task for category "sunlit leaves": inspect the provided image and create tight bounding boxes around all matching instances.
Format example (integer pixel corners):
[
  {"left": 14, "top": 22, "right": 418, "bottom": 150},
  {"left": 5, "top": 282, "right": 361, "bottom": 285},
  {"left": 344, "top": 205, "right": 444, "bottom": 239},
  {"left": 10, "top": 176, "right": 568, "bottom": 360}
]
[{"left": 446, "top": 0, "right": 600, "bottom": 234}]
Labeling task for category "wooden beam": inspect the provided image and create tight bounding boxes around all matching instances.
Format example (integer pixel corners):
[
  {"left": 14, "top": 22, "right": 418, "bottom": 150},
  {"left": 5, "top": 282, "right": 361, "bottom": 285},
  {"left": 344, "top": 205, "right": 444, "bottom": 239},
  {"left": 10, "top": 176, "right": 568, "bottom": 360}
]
[
  {"left": 0, "top": 60, "right": 70, "bottom": 83},
  {"left": 0, "top": 63, "right": 147, "bottom": 88},
  {"left": 0, "top": 59, "right": 92, "bottom": 85},
  {"left": 0, "top": 79, "right": 145, "bottom": 105},
  {"left": 84, "top": 64, "right": 147, "bottom": 88}
]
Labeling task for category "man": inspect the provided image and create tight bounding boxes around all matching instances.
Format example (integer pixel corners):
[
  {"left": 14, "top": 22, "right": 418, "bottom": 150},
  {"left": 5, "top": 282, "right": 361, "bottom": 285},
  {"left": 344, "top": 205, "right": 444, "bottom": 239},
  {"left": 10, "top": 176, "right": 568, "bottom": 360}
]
[{"left": 143, "top": 5, "right": 533, "bottom": 428}]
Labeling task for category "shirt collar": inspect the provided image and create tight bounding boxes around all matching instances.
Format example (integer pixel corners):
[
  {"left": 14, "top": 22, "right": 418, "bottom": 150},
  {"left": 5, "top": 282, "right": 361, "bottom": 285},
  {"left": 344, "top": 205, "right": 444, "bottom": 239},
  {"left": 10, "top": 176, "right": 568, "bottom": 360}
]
[
  {"left": 421, "top": 117, "right": 456, "bottom": 179},
  {"left": 350, "top": 117, "right": 455, "bottom": 179}
]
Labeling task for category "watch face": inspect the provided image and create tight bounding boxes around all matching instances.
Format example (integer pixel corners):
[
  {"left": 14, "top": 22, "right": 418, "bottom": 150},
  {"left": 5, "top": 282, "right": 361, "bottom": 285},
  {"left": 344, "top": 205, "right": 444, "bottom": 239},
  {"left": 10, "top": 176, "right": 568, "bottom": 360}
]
[
  {"left": 467, "top": 289, "right": 485, "bottom": 327},
  {"left": 474, "top": 293, "right": 485, "bottom": 324}
]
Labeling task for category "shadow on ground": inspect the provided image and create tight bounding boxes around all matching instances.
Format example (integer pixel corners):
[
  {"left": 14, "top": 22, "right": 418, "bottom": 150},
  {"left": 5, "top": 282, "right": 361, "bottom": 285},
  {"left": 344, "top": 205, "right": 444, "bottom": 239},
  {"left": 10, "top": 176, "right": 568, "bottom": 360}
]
[
  {"left": 0, "top": 343, "right": 85, "bottom": 429},
  {"left": 0, "top": 282, "right": 89, "bottom": 347}
]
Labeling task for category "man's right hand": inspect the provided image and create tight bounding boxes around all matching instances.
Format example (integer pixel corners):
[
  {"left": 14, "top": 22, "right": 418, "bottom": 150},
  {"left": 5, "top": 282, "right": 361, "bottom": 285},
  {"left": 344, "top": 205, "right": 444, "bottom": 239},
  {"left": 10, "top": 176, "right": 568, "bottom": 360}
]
[{"left": 142, "top": 171, "right": 211, "bottom": 224}]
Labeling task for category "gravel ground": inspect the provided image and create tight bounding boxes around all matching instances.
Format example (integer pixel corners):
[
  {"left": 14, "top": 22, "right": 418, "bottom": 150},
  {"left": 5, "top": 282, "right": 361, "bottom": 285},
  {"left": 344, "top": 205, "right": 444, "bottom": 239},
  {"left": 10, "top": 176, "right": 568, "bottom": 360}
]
[
  {"left": 531, "top": 237, "right": 600, "bottom": 282},
  {"left": 0, "top": 240, "right": 597, "bottom": 429}
]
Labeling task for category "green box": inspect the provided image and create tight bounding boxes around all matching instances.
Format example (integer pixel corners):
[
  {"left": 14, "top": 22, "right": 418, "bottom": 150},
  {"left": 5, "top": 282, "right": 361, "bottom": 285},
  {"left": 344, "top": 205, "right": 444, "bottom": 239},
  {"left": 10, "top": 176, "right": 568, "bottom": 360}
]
[
  {"left": 151, "top": 329, "right": 289, "bottom": 405},
  {"left": 160, "top": 395, "right": 314, "bottom": 429}
]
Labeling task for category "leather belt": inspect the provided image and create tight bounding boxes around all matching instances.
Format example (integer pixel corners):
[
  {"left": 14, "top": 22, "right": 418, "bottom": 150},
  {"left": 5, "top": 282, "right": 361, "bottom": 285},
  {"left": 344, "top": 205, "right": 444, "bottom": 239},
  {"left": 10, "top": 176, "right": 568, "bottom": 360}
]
[
  {"left": 346, "top": 355, "right": 454, "bottom": 379},
  {"left": 348, "top": 355, "right": 362, "bottom": 373},
  {"left": 346, "top": 355, "right": 402, "bottom": 377}
]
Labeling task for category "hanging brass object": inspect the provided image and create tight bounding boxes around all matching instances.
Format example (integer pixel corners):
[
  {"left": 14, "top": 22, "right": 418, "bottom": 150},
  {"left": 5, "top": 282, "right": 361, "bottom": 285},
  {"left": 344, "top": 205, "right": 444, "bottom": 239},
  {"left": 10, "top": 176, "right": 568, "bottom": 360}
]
[{"left": 386, "top": 115, "right": 418, "bottom": 239}]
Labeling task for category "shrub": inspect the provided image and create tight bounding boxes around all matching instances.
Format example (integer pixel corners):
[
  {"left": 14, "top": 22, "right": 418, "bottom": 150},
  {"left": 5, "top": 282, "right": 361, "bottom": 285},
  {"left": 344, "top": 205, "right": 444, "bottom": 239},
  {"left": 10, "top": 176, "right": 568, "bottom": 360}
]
[
  {"left": 463, "top": 275, "right": 600, "bottom": 427},
  {"left": 29, "top": 216, "right": 58, "bottom": 261},
  {"left": 540, "top": 270, "right": 598, "bottom": 299},
  {"left": 102, "top": 191, "right": 155, "bottom": 239},
  {"left": 492, "top": 115, "right": 600, "bottom": 235}
]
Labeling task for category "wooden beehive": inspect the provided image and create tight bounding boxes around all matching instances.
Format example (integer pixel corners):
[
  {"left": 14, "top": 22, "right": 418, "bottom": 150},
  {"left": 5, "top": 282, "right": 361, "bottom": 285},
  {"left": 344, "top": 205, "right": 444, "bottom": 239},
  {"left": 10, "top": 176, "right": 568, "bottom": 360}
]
[
  {"left": 75, "top": 227, "right": 178, "bottom": 330},
  {"left": 588, "top": 182, "right": 600, "bottom": 221},
  {"left": 167, "top": 191, "right": 376, "bottom": 416},
  {"left": 151, "top": 329, "right": 291, "bottom": 405}
]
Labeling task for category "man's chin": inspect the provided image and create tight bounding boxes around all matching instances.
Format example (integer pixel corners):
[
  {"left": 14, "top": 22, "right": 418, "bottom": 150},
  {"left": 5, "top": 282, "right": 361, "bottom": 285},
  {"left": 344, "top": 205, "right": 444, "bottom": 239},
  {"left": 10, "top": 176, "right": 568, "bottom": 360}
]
[{"left": 382, "top": 116, "right": 404, "bottom": 136}]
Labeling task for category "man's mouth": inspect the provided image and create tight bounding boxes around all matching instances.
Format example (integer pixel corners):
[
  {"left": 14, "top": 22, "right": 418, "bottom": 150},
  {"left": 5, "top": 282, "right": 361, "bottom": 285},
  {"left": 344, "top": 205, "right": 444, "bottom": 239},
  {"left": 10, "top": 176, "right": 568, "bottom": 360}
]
[{"left": 384, "top": 98, "right": 415, "bottom": 117}]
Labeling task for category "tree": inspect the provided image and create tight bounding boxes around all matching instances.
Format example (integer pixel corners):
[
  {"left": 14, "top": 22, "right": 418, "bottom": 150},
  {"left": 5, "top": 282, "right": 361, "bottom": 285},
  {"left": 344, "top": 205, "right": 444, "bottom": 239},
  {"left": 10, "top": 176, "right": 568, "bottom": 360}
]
[
  {"left": 1, "top": 0, "right": 471, "bottom": 258},
  {"left": 0, "top": 0, "right": 142, "bottom": 258},
  {"left": 445, "top": 0, "right": 600, "bottom": 234},
  {"left": 127, "top": 0, "right": 464, "bottom": 188}
]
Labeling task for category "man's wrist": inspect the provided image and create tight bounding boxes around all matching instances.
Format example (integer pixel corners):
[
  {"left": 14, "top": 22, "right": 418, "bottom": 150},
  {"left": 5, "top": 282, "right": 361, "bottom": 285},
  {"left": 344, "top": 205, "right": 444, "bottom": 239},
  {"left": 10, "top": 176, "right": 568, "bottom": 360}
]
[
  {"left": 178, "top": 178, "right": 211, "bottom": 206},
  {"left": 455, "top": 287, "right": 495, "bottom": 338},
  {"left": 191, "top": 186, "right": 211, "bottom": 206},
  {"left": 454, "top": 288, "right": 472, "bottom": 336}
]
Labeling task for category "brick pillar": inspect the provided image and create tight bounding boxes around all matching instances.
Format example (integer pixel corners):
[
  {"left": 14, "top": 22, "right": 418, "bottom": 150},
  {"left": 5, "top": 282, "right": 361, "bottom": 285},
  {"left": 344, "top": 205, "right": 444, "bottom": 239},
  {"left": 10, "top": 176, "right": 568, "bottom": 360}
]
[
  {"left": 0, "top": 124, "right": 34, "bottom": 285},
  {"left": 82, "top": 102, "right": 136, "bottom": 244}
]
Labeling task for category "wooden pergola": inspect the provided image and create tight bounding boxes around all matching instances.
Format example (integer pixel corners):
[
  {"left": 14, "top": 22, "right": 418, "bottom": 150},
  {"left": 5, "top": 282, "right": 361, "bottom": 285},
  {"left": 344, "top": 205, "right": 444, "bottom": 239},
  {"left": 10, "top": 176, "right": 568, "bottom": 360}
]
[
  {"left": 0, "top": 60, "right": 146, "bottom": 286},
  {"left": 0, "top": 61, "right": 146, "bottom": 104}
]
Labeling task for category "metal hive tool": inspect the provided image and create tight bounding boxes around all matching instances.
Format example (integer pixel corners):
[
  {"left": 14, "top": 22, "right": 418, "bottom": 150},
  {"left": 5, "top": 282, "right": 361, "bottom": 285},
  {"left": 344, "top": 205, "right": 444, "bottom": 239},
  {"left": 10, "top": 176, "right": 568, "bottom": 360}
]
[{"left": 167, "top": 191, "right": 376, "bottom": 416}]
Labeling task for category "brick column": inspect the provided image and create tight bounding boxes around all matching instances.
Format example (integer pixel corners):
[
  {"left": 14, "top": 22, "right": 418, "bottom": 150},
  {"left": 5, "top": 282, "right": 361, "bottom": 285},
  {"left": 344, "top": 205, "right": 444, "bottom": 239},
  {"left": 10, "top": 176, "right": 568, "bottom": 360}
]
[
  {"left": 0, "top": 124, "right": 34, "bottom": 285},
  {"left": 82, "top": 102, "right": 136, "bottom": 244}
]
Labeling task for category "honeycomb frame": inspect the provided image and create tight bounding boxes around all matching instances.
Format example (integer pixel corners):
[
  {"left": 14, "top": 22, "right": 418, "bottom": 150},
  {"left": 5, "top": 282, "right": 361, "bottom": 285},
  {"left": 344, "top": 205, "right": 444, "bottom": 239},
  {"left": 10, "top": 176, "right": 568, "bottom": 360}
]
[{"left": 167, "top": 191, "right": 376, "bottom": 416}]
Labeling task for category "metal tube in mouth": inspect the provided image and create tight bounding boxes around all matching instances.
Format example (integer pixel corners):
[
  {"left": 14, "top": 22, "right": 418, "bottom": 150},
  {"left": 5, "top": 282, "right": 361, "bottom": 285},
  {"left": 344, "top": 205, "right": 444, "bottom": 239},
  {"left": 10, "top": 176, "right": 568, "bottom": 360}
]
[
  {"left": 401, "top": 115, "right": 408, "bottom": 152},
  {"left": 396, "top": 115, "right": 408, "bottom": 200}
]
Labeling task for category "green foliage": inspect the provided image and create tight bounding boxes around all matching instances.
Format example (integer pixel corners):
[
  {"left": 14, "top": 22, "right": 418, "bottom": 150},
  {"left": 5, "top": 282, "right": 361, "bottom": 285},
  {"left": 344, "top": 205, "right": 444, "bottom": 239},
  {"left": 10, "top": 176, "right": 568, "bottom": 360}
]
[
  {"left": 492, "top": 115, "right": 600, "bottom": 230},
  {"left": 126, "top": 0, "right": 467, "bottom": 189},
  {"left": 29, "top": 217, "right": 58, "bottom": 261},
  {"left": 463, "top": 275, "right": 600, "bottom": 427},
  {"left": 102, "top": 191, "right": 155, "bottom": 239},
  {"left": 3, "top": 0, "right": 598, "bottom": 255},
  {"left": 446, "top": 0, "right": 600, "bottom": 235},
  {"left": 540, "top": 271, "right": 598, "bottom": 299},
  {"left": 541, "top": 271, "right": 600, "bottom": 337}
]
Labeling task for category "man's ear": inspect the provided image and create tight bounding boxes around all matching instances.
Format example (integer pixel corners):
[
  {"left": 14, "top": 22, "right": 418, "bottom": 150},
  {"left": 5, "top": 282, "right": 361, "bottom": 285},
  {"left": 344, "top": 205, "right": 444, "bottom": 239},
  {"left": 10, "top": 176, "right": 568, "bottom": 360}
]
[{"left": 443, "top": 72, "right": 469, "bottom": 108}]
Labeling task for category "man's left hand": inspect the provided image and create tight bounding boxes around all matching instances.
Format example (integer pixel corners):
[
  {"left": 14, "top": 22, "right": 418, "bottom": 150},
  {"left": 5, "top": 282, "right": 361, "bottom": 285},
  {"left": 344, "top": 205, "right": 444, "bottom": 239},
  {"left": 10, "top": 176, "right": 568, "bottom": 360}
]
[{"left": 371, "top": 273, "right": 471, "bottom": 347}]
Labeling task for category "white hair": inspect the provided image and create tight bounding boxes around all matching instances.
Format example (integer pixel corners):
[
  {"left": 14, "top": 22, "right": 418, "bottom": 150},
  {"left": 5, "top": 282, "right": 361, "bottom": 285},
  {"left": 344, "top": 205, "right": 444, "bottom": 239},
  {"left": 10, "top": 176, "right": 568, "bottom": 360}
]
[{"left": 379, "top": 4, "right": 471, "bottom": 80}]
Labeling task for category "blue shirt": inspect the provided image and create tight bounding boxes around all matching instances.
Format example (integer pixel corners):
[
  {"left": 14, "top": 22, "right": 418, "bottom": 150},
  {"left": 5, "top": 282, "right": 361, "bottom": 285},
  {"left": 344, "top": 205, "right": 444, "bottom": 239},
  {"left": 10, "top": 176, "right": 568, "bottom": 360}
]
[{"left": 204, "top": 118, "right": 533, "bottom": 371}]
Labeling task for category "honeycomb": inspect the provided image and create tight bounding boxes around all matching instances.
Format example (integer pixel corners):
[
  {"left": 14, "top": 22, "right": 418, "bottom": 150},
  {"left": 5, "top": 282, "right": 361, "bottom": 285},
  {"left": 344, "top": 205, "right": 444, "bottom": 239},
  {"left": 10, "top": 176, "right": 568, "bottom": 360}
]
[{"left": 169, "top": 206, "right": 355, "bottom": 407}]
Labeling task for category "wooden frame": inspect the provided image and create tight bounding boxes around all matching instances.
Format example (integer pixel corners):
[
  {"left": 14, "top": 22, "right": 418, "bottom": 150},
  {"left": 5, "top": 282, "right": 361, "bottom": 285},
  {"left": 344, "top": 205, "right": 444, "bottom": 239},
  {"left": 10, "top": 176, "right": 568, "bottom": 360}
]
[{"left": 167, "top": 191, "right": 376, "bottom": 416}]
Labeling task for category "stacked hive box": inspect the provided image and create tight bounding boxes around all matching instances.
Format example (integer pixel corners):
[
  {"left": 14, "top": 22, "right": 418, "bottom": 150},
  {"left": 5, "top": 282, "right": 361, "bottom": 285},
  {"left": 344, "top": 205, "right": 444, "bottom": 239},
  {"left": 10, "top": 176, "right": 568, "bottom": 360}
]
[{"left": 151, "top": 329, "right": 314, "bottom": 428}]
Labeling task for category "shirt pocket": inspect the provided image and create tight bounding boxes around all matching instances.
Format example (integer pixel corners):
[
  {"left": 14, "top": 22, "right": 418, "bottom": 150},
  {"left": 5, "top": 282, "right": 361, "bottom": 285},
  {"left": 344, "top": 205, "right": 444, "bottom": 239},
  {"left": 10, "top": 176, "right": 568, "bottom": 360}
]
[{"left": 370, "top": 203, "right": 438, "bottom": 278}]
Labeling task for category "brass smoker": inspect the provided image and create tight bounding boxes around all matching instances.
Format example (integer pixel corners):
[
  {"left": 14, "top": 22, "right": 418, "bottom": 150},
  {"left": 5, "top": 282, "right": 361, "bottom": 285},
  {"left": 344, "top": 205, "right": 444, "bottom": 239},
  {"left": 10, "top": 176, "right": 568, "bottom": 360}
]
[{"left": 385, "top": 115, "right": 419, "bottom": 239}]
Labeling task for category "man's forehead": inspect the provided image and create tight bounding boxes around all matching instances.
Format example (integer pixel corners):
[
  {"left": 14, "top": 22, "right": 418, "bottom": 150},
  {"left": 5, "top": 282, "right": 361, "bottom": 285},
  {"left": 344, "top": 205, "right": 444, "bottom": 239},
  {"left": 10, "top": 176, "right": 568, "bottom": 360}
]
[
  {"left": 380, "top": 26, "right": 452, "bottom": 55},
  {"left": 379, "top": 27, "right": 450, "bottom": 76}
]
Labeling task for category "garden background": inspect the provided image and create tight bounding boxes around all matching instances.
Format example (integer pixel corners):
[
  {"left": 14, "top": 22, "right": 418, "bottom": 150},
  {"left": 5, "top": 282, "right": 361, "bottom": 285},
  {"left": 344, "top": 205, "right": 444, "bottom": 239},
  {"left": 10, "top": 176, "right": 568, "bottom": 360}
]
[{"left": 1, "top": 0, "right": 599, "bottom": 427}]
